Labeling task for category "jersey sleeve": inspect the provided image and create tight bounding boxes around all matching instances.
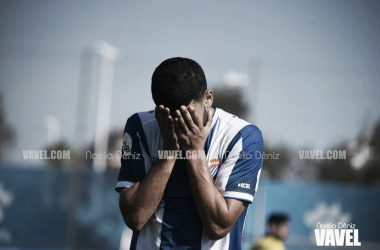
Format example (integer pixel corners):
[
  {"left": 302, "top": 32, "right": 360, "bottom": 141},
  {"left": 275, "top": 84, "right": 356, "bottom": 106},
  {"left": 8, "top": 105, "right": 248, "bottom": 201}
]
[
  {"left": 214, "top": 125, "right": 264, "bottom": 203},
  {"left": 115, "top": 113, "right": 152, "bottom": 192}
]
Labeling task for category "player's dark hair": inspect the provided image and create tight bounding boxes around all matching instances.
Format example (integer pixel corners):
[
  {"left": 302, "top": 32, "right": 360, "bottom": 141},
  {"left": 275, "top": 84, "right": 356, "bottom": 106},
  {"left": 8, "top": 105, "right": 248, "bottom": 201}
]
[
  {"left": 268, "top": 213, "right": 289, "bottom": 225},
  {"left": 151, "top": 57, "right": 207, "bottom": 111}
]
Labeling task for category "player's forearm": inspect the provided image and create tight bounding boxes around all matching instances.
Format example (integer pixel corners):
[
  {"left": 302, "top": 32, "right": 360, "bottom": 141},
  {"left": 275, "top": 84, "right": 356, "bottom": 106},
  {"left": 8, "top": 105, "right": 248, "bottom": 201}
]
[
  {"left": 119, "top": 158, "right": 175, "bottom": 231},
  {"left": 186, "top": 154, "right": 233, "bottom": 240}
]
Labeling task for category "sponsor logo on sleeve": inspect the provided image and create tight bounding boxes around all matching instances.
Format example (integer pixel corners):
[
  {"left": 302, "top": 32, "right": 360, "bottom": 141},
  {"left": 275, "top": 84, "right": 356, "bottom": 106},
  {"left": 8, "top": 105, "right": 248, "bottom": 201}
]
[{"left": 123, "top": 132, "right": 133, "bottom": 157}]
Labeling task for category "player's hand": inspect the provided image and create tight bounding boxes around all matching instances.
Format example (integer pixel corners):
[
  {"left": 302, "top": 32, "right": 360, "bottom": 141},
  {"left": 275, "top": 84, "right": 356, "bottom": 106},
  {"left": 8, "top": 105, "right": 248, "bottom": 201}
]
[
  {"left": 155, "top": 105, "right": 180, "bottom": 151},
  {"left": 173, "top": 105, "right": 213, "bottom": 151}
]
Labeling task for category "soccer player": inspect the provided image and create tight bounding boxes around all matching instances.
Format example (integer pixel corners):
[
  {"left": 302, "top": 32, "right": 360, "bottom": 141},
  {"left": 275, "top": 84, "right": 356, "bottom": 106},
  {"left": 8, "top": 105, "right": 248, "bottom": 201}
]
[
  {"left": 251, "top": 213, "right": 290, "bottom": 250},
  {"left": 116, "top": 57, "right": 264, "bottom": 249}
]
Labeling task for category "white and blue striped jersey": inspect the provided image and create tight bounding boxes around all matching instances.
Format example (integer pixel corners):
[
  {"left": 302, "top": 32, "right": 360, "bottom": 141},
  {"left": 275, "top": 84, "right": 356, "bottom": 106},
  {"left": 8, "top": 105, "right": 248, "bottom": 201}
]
[{"left": 116, "top": 107, "right": 264, "bottom": 250}]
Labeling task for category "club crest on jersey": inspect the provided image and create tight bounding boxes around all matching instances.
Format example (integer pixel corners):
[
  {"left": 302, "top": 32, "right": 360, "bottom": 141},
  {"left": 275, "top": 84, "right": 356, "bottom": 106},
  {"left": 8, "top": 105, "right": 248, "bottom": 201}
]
[
  {"left": 123, "top": 132, "right": 133, "bottom": 157},
  {"left": 209, "top": 157, "right": 220, "bottom": 179}
]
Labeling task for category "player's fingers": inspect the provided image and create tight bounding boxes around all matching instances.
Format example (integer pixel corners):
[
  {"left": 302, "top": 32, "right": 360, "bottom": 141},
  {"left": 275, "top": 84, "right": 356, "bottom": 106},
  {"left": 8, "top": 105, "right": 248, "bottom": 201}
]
[
  {"left": 180, "top": 106, "right": 197, "bottom": 132},
  {"left": 175, "top": 109, "right": 190, "bottom": 134},
  {"left": 159, "top": 105, "right": 166, "bottom": 132},
  {"left": 164, "top": 107, "right": 171, "bottom": 132},
  {"left": 155, "top": 106, "right": 164, "bottom": 129},
  {"left": 187, "top": 106, "right": 201, "bottom": 127},
  {"left": 173, "top": 117, "right": 183, "bottom": 136},
  {"left": 168, "top": 115, "right": 176, "bottom": 136}
]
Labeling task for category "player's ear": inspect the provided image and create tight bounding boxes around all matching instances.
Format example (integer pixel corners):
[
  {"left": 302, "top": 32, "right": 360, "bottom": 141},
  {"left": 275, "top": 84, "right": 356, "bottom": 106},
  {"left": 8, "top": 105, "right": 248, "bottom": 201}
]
[{"left": 204, "top": 89, "right": 213, "bottom": 108}]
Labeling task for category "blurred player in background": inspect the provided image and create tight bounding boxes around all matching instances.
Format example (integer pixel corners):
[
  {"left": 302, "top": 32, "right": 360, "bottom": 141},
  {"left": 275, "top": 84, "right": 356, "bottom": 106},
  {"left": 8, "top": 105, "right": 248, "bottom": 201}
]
[
  {"left": 116, "top": 57, "right": 264, "bottom": 249},
  {"left": 251, "top": 213, "right": 290, "bottom": 250}
]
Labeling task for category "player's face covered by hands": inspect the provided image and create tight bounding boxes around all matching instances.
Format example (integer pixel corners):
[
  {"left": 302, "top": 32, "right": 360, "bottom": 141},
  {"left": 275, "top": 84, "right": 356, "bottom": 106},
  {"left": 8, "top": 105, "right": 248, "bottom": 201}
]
[
  {"left": 156, "top": 90, "right": 213, "bottom": 152},
  {"left": 172, "top": 102, "right": 213, "bottom": 151}
]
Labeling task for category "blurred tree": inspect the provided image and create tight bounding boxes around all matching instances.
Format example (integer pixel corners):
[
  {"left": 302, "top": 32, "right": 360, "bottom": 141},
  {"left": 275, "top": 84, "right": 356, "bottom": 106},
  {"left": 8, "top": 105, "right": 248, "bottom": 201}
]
[
  {"left": 359, "top": 120, "right": 380, "bottom": 185},
  {"left": 261, "top": 144, "right": 292, "bottom": 179},
  {"left": 0, "top": 92, "right": 15, "bottom": 160},
  {"left": 212, "top": 85, "right": 293, "bottom": 179},
  {"left": 317, "top": 119, "right": 380, "bottom": 186},
  {"left": 317, "top": 143, "right": 360, "bottom": 183},
  {"left": 260, "top": 144, "right": 320, "bottom": 181},
  {"left": 212, "top": 87, "right": 249, "bottom": 119}
]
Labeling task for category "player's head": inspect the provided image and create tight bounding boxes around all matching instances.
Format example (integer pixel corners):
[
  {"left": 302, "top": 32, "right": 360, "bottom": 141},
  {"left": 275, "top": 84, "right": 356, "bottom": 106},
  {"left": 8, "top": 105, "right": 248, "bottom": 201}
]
[
  {"left": 151, "top": 57, "right": 213, "bottom": 125},
  {"left": 267, "top": 213, "right": 289, "bottom": 240}
]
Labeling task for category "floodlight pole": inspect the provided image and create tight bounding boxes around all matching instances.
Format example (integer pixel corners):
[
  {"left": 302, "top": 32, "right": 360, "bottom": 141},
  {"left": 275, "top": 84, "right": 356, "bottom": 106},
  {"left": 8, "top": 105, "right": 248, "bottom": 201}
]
[
  {"left": 65, "top": 41, "right": 119, "bottom": 249},
  {"left": 44, "top": 114, "right": 61, "bottom": 146},
  {"left": 75, "top": 47, "right": 93, "bottom": 150},
  {"left": 92, "top": 41, "right": 119, "bottom": 173}
]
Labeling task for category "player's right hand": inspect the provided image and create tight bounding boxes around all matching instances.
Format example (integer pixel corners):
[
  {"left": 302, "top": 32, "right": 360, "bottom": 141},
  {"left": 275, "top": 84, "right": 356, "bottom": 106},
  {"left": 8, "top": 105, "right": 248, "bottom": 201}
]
[{"left": 155, "top": 105, "right": 180, "bottom": 151}]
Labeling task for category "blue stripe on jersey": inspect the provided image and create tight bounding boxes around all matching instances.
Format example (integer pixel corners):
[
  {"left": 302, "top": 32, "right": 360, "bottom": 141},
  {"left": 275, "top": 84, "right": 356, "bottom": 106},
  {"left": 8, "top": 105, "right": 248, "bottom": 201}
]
[
  {"left": 225, "top": 125, "right": 263, "bottom": 198},
  {"left": 130, "top": 230, "right": 140, "bottom": 250},
  {"left": 160, "top": 195, "right": 203, "bottom": 249},
  {"left": 160, "top": 159, "right": 203, "bottom": 248},
  {"left": 228, "top": 206, "right": 248, "bottom": 250},
  {"left": 163, "top": 160, "right": 193, "bottom": 198},
  {"left": 204, "top": 118, "right": 219, "bottom": 155},
  {"left": 117, "top": 113, "right": 150, "bottom": 186}
]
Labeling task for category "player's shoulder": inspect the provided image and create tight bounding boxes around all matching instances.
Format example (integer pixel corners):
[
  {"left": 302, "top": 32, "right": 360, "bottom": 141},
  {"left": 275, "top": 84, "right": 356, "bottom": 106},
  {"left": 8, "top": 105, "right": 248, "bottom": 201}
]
[
  {"left": 126, "top": 110, "right": 157, "bottom": 127},
  {"left": 215, "top": 108, "right": 262, "bottom": 139}
]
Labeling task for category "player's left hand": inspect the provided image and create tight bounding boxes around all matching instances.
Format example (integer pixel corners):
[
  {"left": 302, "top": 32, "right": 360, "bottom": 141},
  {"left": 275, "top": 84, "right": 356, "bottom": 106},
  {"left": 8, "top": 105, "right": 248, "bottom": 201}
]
[{"left": 173, "top": 105, "right": 213, "bottom": 151}]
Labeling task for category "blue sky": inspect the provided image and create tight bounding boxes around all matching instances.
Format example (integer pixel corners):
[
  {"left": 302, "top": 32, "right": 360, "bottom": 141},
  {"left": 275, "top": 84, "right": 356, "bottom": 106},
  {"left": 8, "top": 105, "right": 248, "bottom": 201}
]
[{"left": 1, "top": 0, "right": 379, "bottom": 164}]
